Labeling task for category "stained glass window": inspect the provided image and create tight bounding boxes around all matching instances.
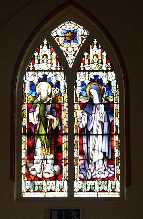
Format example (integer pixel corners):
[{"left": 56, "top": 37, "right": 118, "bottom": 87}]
[
  {"left": 19, "top": 20, "right": 121, "bottom": 198},
  {"left": 74, "top": 39, "right": 120, "bottom": 197},
  {"left": 22, "top": 39, "right": 68, "bottom": 197}
]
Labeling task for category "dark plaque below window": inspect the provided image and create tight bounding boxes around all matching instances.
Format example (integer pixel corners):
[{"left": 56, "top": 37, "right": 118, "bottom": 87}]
[{"left": 50, "top": 209, "right": 80, "bottom": 219}]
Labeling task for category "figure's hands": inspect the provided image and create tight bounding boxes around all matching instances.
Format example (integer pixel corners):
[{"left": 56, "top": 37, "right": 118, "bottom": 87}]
[
  {"left": 47, "top": 115, "right": 55, "bottom": 120},
  {"left": 78, "top": 111, "right": 87, "bottom": 128},
  {"left": 47, "top": 115, "right": 59, "bottom": 129}
]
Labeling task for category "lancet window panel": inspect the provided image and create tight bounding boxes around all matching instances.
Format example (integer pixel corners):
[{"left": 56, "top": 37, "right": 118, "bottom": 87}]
[
  {"left": 21, "top": 40, "right": 68, "bottom": 197},
  {"left": 74, "top": 39, "right": 120, "bottom": 197}
]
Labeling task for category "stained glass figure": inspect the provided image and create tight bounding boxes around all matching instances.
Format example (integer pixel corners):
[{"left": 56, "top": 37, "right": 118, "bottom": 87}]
[
  {"left": 74, "top": 57, "right": 120, "bottom": 196},
  {"left": 80, "top": 39, "right": 112, "bottom": 70},
  {"left": 27, "top": 39, "right": 62, "bottom": 71},
  {"left": 51, "top": 21, "right": 89, "bottom": 67},
  {"left": 22, "top": 41, "right": 68, "bottom": 197}
]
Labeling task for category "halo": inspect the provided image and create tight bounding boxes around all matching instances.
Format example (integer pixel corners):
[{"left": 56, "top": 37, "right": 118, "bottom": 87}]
[
  {"left": 86, "top": 82, "right": 104, "bottom": 97},
  {"left": 36, "top": 82, "right": 52, "bottom": 95}
]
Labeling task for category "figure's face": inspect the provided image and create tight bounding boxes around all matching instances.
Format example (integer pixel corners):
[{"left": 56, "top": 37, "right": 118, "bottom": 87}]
[
  {"left": 90, "top": 88, "right": 100, "bottom": 104},
  {"left": 37, "top": 82, "right": 51, "bottom": 101}
]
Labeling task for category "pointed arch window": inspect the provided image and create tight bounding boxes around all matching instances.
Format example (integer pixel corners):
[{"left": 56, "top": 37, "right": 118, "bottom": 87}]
[{"left": 15, "top": 14, "right": 125, "bottom": 199}]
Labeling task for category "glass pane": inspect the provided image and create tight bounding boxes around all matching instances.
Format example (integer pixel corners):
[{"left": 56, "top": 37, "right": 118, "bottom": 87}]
[
  {"left": 27, "top": 39, "right": 63, "bottom": 71},
  {"left": 22, "top": 45, "right": 68, "bottom": 197},
  {"left": 80, "top": 39, "right": 112, "bottom": 71},
  {"left": 51, "top": 21, "right": 89, "bottom": 67},
  {"left": 74, "top": 69, "right": 120, "bottom": 197}
]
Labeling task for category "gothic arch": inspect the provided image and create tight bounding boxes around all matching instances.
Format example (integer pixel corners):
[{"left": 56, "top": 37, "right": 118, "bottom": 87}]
[{"left": 11, "top": 2, "right": 127, "bottom": 202}]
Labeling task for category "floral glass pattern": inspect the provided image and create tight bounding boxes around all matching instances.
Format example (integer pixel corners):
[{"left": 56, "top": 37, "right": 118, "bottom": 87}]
[{"left": 51, "top": 21, "right": 89, "bottom": 67}]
